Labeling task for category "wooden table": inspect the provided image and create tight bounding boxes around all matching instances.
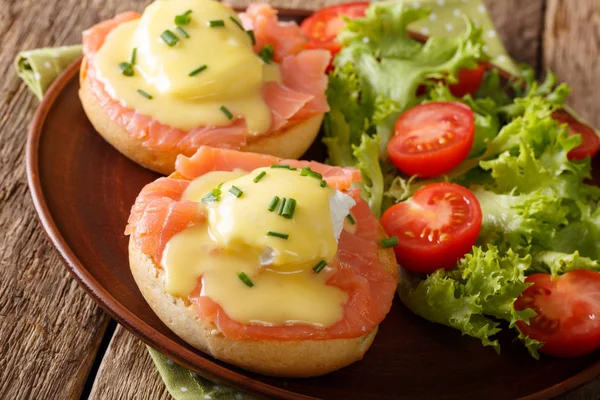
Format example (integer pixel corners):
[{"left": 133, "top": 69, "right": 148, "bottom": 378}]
[{"left": 1, "top": 0, "right": 599, "bottom": 398}]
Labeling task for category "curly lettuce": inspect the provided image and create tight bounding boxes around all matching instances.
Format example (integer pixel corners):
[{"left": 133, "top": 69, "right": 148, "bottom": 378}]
[{"left": 324, "top": 2, "right": 486, "bottom": 216}]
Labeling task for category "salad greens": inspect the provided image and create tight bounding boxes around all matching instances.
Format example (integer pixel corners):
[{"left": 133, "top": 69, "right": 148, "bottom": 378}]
[
  {"left": 324, "top": 1, "right": 486, "bottom": 216},
  {"left": 325, "top": 2, "right": 600, "bottom": 357}
]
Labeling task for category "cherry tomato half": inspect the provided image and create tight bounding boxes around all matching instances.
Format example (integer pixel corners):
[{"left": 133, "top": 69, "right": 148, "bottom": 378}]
[
  {"left": 380, "top": 183, "right": 482, "bottom": 273},
  {"left": 388, "top": 102, "right": 475, "bottom": 178},
  {"left": 416, "top": 64, "right": 487, "bottom": 97},
  {"left": 552, "top": 111, "right": 600, "bottom": 160},
  {"left": 448, "top": 64, "right": 487, "bottom": 97},
  {"left": 300, "top": 2, "right": 369, "bottom": 54},
  {"left": 515, "top": 270, "right": 600, "bottom": 358}
]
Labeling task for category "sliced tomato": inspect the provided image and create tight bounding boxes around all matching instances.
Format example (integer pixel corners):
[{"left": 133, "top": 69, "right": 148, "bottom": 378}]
[
  {"left": 380, "top": 183, "right": 482, "bottom": 273},
  {"left": 448, "top": 64, "right": 487, "bottom": 97},
  {"left": 552, "top": 111, "right": 600, "bottom": 160},
  {"left": 300, "top": 2, "right": 369, "bottom": 54},
  {"left": 515, "top": 270, "right": 600, "bottom": 358},
  {"left": 388, "top": 102, "right": 475, "bottom": 178}
]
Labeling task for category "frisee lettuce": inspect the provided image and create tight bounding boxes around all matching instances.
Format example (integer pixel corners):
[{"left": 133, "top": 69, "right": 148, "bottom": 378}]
[
  {"left": 324, "top": 1, "right": 486, "bottom": 216},
  {"left": 325, "top": 2, "right": 600, "bottom": 357}
]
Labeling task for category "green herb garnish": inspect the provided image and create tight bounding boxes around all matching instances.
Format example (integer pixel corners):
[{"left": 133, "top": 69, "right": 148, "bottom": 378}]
[
  {"left": 175, "top": 10, "right": 192, "bottom": 26},
  {"left": 119, "top": 62, "right": 134, "bottom": 77},
  {"left": 258, "top": 44, "right": 274, "bottom": 64},
  {"left": 137, "top": 89, "right": 153, "bottom": 99},
  {"left": 268, "top": 196, "right": 280, "bottom": 211},
  {"left": 130, "top": 48, "right": 137, "bottom": 65},
  {"left": 312, "top": 260, "right": 327, "bottom": 273},
  {"left": 176, "top": 26, "right": 190, "bottom": 38},
  {"left": 237, "top": 272, "right": 254, "bottom": 287},
  {"left": 160, "top": 30, "right": 179, "bottom": 46},
  {"left": 229, "top": 185, "right": 243, "bottom": 198},
  {"left": 229, "top": 16, "right": 245, "bottom": 31},
  {"left": 346, "top": 214, "right": 356, "bottom": 225},
  {"left": 201, "top": 188, "right": 222, "bottom": 203},
  {"left": 300, "top": 167, "right": 323, "bottom": 180},
  {"left": 247, "top": 30, "right": 256, "bottom": 45},
  {"left": 270, "top": 164, "right": 296, "bottom": 170},
  {"left": 277, "top": 197, "right": 287, "bottom": 216},
  {"left": 380, "top": 236, "right": 398, "bottom": 248},
  {"left": 207, "top": 19, "right": 225, "bottom": 27},
  {"left": 320, "top": 180, "right": 327, "bottom": 188},
  {"left": 267, "top": 231, "right": 289, "bottom": 240},
  {"left": 281, "top": 198, "right": 296, "bottom": 219},
  {"left": 220, "top": 106, "right": 233, "bottom": 120},
  {"left": 188, "top": 65, "right": 207, "bottom": 77},
  {"left": 253, "top": 171, "right": 266, "bottom": 183}
]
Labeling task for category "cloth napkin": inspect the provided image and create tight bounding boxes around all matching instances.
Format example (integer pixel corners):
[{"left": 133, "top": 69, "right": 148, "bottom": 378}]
[{"left": 15, "top": 1, "right": 516, "bottom": 398}]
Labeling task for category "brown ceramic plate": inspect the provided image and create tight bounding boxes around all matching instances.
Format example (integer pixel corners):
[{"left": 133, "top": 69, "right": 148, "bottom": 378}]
[{"left": 26, "top": 9, "right": 600, "bottom": 400}]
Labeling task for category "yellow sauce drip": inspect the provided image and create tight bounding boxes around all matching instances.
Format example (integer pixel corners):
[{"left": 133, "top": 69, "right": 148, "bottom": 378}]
[
  {"left": 161, "top": 169, "right": 350, "bottom": 327},
  {"left": 94, "top": 0, "right": 276, "bottom": 133}
]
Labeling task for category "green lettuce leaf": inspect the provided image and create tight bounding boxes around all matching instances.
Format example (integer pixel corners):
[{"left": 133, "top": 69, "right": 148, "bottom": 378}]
[
  {"left": 531, "top": 251, "right": 600, "bottom": 276},
  {"left": 398, "top": 246, "right": 538, "bottom": 355},
  {"left": 324, "top": 2, "right": 487, "bottom": 215}
]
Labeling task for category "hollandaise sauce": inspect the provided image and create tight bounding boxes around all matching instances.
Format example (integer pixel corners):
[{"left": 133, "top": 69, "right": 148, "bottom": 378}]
[
  {"left": 161, "top": 167, "right": 357, "bottom": 327},
  {"left": 93, "top": 0, "right": 280, "bottom": 133}
]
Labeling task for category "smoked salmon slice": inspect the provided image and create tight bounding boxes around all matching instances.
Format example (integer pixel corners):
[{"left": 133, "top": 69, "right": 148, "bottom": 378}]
[
  {"left": 82, "top": 5, "right": 330, "bottom": 156},
  {"left": 127, "top": 147, "right": 397, "bottom": 341}
]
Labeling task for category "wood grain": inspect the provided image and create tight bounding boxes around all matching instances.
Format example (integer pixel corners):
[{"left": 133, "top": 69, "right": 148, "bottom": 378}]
[
  {"left": 543, "top": 0, "right": 600, "bottom": 127},
  {"left": 0, "top": 0, "right": 118, "bottom": 398},
  {"left": 0, "top": 0, "right": 144, "bottom": 398},
  {"left": 484, "top": 0, "right": 545, "bottom": 69},
  {"left": 89, "top": 325, "right": 170, "bottom": 400}
]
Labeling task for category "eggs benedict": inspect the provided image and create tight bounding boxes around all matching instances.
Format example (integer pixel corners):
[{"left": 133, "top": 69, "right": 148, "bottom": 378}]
[
  {"left": 80, "top": 1, "right": 330, "bottom": 175},
  {"left": 126, "top": 146, "right": 399, "bottom": 377}
]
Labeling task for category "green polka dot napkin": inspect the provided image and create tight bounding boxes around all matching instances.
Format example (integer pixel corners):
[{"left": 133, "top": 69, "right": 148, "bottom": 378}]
[
  {"left": 15, "top": 0, "right": 516, "bottom": 398},
  {"left": 15, "top": 45, "right": 82, "bottom": 99}
]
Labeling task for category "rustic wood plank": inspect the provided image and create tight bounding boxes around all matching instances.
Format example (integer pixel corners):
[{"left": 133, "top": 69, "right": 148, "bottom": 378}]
[
  {"left": 484, "top": 0, "right": 544, "bottom": 68},
  {"left": 543, "top": 0, "right": 600, "bottom": 128},
  {"left": 0, "top": 0, "right": 147, "bottom": 398},
  {"left": 88, "top": 325, "right": 170, "bottom": 400}
]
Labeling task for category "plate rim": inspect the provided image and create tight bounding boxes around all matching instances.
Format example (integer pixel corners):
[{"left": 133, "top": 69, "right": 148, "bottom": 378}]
[{"left": 25, "top": 27, "right": 600, "bottom": 400}]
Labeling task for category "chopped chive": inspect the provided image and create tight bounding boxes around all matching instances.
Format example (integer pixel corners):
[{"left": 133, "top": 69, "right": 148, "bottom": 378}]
[
  {"left": 313, "top": 260, "right": 327, "bottom": 273},
  {"left": 229, "top": 185, "right": 243, "bottom": 198},
  {"left": 176, "top": 26, "right": 190, "bottom": 38},
  {"left": 201, "top": 188, "right": 221, "bottom": 202},
  {"left": 320, "top": 180, "right": 327, "bottom": 187},
  {"left": 277, "top": 197, "right": 287, "bottom": 216},
  {"left": 137, "top": 89, "right": 153, "bottom": 99},
  {"left": 119, "top": 62, "right": 134, "bottom": 76},
  {"left": 268, "top": 196, "right": 280, "bottom": 211},
  {"left": 130, "top": 48, "right": 138, "bottom": 65},
  {"left": 281, "top": 198, "right": 296, "bottom": 219},
  {"left": 175, "top": 10, "right": 192, "bottom": 26},
  {"left": 267, "top": 231, "right": 289, "bottom": 240},
  {"left": 253, "top": 171, "right": 266, "bottom": 183},
  {"left": 300, "top": 167, "right": 322, "bottom": 180},
  {"left": 247, "top": 29, "right": 256, "bottom": 45},
  {"left": 217, "top": 182, "right": 224, "bottom": 189},
  {"left": 207, "top": 19, "right": 225, "bottom": 27},
  {"left": 346, "top": 214, "right": 356, "bottom": 225},
  {"left": 220, "top": 105, "right": 233, "bottom": 120},
  {"left": 188, "top": 65, "right": 207, "bottom": 77},
  {"left": 270, "top": 164, "right": 296, "bottom": 170},
  {"left": 229, "top": 16, "right": 245, "bottom": 31},
  {"left": 161, "top": 30, "right": 179, "bottom": 46},
  {"left": 258, "top": 44, "right": 274, "bottom": 64},
  {"left": 237, "top": 272, "right": 254, "bottom": 287},
  {"left": 380, "top": 236, "right": 399, "bottom": 248}
]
